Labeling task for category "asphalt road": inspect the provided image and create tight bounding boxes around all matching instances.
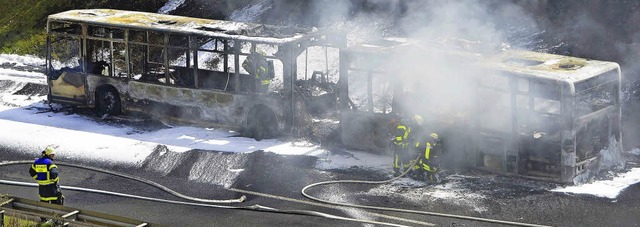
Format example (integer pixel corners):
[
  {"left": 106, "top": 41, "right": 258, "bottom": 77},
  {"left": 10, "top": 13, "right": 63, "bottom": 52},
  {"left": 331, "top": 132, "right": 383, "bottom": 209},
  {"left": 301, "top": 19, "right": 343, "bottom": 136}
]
[
  {"left": 0, "top": 160, "right": 358, "bottom": 227},
  {"left": 2, "top": 147, "right": 640, "bottom": 227}
]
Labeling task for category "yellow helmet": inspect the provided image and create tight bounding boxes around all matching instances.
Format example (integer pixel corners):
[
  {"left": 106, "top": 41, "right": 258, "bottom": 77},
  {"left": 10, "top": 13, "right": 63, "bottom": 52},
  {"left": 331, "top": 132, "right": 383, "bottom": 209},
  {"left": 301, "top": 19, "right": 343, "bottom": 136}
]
[
  {"left": 44, "top": 146, "right": 56, "bottom": 156},
  {"left": 412, "top": 115, "right": 424, "bottom": 126},
  {"left": 430, "top": 132, "right": 439, "bottom": 141}
]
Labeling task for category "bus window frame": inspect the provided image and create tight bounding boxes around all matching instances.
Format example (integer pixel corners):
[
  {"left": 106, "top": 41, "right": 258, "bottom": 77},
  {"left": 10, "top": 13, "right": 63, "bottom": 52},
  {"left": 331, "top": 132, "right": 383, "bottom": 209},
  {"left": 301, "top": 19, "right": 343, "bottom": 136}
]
[{"left": 46, "top": 9, "right": 346, "bottom": 143}]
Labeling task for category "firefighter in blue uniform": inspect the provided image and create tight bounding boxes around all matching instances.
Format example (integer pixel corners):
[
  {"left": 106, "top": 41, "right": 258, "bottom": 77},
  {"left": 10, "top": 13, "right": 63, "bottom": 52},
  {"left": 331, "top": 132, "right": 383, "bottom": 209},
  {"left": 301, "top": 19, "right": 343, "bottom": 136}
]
[
  {"left": 29, "top": 146, "right": 64, "bottom": 205},
  {"left": 414, "top": 132, "right": 442, "bottom": 183},
  {"left": 392, "top": 115, "right": 423, "bottom": 177}
]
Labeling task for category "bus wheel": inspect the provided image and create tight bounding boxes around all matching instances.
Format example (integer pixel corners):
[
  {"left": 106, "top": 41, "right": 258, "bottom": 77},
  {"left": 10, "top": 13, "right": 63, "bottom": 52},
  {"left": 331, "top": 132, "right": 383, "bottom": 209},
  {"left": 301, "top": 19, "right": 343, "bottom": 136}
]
[
  {"left": 96, "top": 87, "right": 121, "bottom": 117},
  {"left": 246, "top": 106, "right": 277, "bottom": 141}
]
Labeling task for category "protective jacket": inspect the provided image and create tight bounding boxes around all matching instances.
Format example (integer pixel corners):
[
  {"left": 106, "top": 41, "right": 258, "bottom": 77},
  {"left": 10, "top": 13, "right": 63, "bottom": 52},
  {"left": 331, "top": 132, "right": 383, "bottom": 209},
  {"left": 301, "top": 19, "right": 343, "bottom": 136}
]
[
  {"left": 29, "top": 156, "right": 62, "bottom": 203},
  {"left": 242, "top": 52, "right": 271, "bottom": 92},
  {"left": 416, "top": 141, "right": 439, "bottom": 172},
  {"left": 392, "top": 122, "right": 414, "bottom": 175},
  {"left": 414, "top": 134, "right": 442, "bottom": 182}
]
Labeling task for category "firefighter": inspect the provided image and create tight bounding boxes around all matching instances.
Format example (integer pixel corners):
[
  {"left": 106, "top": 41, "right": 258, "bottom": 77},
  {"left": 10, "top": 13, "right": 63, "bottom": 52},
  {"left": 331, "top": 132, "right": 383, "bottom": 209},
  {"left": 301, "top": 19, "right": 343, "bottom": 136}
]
[
  {"left": 242, "top": 49, "right": 272, "bottom": 93},
  {"left": 391, "top": 114, "right": 423, "bottom": 177},
  {"left": 29, "top": 146, "right": 64, "bottom": 205},
  {"left": 414, "top": 132, "right": 442, "bottom": 183}
]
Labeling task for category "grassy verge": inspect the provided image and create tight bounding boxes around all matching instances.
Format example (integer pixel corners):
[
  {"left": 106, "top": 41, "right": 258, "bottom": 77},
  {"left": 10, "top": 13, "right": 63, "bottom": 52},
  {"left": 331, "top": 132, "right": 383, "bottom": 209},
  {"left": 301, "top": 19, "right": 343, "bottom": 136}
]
[
  {"left": 0, "top": 0, "right": 166, "bottom": 56},
  {"left": 3, "top": 214, "right": 41, "bottom": 227},
  {"left": 1, "top": 194, "right": 47, "bottom": 227}
]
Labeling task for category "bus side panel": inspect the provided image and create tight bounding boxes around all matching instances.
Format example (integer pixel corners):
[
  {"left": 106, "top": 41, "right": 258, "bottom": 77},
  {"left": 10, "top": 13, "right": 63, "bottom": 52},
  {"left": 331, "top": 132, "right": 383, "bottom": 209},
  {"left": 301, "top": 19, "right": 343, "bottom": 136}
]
[
  {"left": 49, "top": 71, "right": 87, "bottom": 105},
  {"left": 107, "top": 80, "right": 287, "bottom": 131},
  {"left": 340, "top": 111, "right": 393, "bottom": 153},
  {"left": 125, "top": 81, "right": 241, "bottom": 127}
]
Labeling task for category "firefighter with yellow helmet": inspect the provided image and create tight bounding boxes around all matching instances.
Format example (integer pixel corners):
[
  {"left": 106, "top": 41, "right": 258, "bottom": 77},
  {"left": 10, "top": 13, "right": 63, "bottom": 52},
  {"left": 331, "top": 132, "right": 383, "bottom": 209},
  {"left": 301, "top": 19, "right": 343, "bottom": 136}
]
[
  {"left": 414, "top": 132, "right": 443, "bottom": 183},
  {"left": 29, "top": 145, "right": 64, "bottom": 205},
  {"left": 242, "top": 49, "right": 273, "bottom": 93},
  {"left": 391, "top": 114, "right": 424, "bottom": 177}
]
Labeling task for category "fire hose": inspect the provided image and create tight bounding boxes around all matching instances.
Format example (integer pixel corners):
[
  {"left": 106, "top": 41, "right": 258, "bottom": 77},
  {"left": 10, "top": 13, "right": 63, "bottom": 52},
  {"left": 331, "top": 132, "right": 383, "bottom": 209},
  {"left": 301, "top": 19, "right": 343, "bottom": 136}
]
[
  {"left": 0, "top": 160, "right": 245, "bottom": 204},
  {"left": 1, "top": 158, "right": 553, "bottom": 226},
  {"left": 301, "top": 154, "right": 553, "bottom": 227},
  {"left": 0, "top": 160, "right": 414, "bottom": 227}
]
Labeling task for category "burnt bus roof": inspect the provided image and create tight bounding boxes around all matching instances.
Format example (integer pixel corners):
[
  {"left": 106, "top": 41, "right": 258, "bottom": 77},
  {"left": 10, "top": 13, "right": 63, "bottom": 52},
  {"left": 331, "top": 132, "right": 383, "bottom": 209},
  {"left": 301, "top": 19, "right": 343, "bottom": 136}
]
[
  {"left": 47, "top": 9, "right": 322, "bottom": 45},
  {"left": 347, "top": 37, "right": 620, "bottom": 84},
  {"left": 487, "top": 50, "right": 620, "bottom": 84}
]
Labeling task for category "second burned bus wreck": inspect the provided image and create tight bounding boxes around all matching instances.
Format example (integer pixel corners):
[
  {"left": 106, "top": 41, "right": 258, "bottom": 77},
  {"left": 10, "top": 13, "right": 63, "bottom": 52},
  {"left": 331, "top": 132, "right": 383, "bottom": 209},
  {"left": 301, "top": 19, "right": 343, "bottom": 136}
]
[{"left": 340, "top": 37, "right": 625, "bottom": 183}]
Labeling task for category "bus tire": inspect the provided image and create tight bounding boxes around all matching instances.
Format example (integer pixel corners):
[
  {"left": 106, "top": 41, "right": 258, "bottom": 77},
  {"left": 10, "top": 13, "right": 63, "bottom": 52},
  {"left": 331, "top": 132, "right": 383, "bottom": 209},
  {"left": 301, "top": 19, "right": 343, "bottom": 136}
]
[
  {"left": 96, "top": 87, "right": 121, "bottom": 117},
  {"left": 246, "top": 106, "right": 277, "bottom": 141}
]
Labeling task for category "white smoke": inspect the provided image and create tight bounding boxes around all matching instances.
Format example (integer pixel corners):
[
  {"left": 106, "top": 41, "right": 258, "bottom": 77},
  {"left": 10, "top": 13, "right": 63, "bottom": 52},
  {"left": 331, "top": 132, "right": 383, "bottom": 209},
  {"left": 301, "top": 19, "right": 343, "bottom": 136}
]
[
  {"left": 228, "top": 0, "right": 273, "bottom": 22},
  {"left": 158, "top": 0, "right": 186, "bottom": 14}
]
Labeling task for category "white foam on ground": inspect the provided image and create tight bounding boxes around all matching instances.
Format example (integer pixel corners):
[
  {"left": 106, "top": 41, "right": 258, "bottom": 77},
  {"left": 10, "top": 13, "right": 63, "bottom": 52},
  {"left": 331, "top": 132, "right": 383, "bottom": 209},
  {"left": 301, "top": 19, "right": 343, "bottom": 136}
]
[
  {"left": 0, "top": 72, "right": 338, "bottom": 167},
  {"left": 315, "top": 150, "right": 389, "bottom": 171},
  {"left": 552, "top": 168, "right": 640, "bottom": 199},
  {"left": 0, "top": 98, "right": 332, "bottom": 164},
  {"left": 368, "top": 175, "right": 488, "bottom": 213},
  {"left": 0, "top": 69, "right": 46, "bottom": 84},
  {"left": 0, "top": 54, "right": 44, "bottom": 67}
]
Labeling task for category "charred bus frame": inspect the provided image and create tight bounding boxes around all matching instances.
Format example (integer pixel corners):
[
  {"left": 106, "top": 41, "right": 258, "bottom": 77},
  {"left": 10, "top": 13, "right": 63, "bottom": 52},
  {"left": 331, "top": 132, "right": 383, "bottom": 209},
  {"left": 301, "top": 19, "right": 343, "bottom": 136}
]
[
  {"left": 45, "top": 9, "right": 345, "bottom": 139},
  {"left": 341, "top": 38, "right": 623, "bottom": 183}
]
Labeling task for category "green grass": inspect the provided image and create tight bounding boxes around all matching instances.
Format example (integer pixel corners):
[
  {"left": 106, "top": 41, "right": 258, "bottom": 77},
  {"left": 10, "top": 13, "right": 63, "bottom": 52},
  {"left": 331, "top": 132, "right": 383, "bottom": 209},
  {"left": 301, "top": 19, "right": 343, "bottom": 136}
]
[
  {"left": 3, "top": 214, "right": 40, "bottom": 227},
  {"left": 0, "top": 0, "right": 166, "bottom": 56}
]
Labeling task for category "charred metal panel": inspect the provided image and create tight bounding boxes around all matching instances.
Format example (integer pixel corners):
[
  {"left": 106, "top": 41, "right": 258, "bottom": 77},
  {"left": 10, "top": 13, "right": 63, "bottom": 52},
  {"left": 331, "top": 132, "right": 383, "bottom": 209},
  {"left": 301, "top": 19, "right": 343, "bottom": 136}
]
[
  {"left": 85, "top": 75, "right": 286, "bottom": 131},
  {"left": 340, "top": 111, "right": 393, "bottom": 153},
  {"left": 518, "top": 136, "right": 561, "bottom": 178},
  {"left": 84, "top": 74, "right": 128, "bottom": 107},
  {"left": 49, "top": 71, "right": 87, "bottom": 105},
  {"left": 575, "top": 116, "right": 609, "bottom": 161},
  {"left": 476, "top": 133, "right": 508, "bottom": 171}
]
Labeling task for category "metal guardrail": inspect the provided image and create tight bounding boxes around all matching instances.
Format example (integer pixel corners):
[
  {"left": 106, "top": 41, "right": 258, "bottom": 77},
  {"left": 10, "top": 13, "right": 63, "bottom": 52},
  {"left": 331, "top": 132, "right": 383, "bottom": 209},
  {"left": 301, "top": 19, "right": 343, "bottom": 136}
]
[{"left": 0, "top": 196, "right": 163, "bottom": 227}]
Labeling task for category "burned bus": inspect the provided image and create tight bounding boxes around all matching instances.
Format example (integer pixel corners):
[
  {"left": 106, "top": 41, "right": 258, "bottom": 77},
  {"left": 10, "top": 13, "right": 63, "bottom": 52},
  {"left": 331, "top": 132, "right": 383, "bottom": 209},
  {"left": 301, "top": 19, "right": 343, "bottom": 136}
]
[
  {"left": 341, "top": 38, "right": 624, "bottom": 183},
  {"left": 45, "top": 9, "right": 624, "bottom": 183},
  {"left": 45, "top": 9, "right": 345, "bottom": 140}
]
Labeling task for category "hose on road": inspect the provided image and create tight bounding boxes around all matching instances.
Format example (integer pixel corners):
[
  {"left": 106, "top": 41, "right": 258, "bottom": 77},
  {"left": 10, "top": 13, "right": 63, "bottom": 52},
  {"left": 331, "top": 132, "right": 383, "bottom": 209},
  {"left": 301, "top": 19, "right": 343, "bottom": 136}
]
[
  {"left": 301, "top": 154, "right": 553, "bottom": 227},
  {"left": 0, "top": 160, "right": 245, "bottom": 204},
  {"left": 0, "top": 160, "right": 410, "bottom": 227},
  {"left": 0, "top": 179, "right": 409, "bottom": 226},
  {"left": 1, "top": 158, "right": 553, "bottom": 227}
]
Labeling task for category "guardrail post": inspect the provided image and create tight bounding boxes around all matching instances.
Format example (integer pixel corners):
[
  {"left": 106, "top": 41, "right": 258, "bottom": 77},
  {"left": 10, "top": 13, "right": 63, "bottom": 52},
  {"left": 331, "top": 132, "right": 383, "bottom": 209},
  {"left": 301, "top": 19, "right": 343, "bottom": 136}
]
[
  {"left": 61, "top": 210, "right": 79, "bottom": 221},
  {"left": 0, "top": 199, "right": 13, "bottom": 207}
]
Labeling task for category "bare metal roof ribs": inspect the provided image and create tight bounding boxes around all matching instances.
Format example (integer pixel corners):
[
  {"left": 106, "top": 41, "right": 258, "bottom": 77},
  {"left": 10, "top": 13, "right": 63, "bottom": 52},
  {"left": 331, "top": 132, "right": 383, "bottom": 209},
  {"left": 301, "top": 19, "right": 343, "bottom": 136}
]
[{"left": 48, "top": 9, "right": 318, "bottom": 44}]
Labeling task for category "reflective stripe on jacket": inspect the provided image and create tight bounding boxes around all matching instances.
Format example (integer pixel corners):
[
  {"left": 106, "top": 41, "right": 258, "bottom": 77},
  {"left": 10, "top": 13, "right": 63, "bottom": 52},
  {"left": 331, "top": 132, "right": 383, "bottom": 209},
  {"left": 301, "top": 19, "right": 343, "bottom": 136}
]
[
  {"left": 242, "top": 54, "right": 271, "bottom": 85},
  {"left": 394, "top": 124, "right": 410, "bottom": 148},
  {"left": 417, "top": 141, "right": 438, "bottom": 172},
  {"left": 38, "top": 183, "right": 61, "bottom": 201},
  {"left": 31, "top": 157, "right": 59, "bottom": 185}
]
